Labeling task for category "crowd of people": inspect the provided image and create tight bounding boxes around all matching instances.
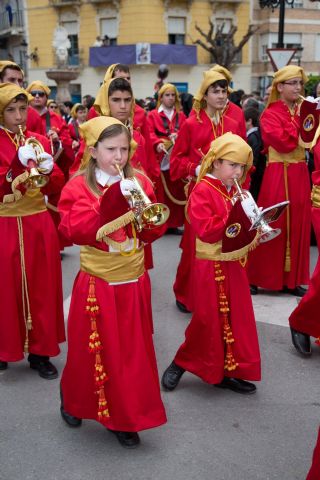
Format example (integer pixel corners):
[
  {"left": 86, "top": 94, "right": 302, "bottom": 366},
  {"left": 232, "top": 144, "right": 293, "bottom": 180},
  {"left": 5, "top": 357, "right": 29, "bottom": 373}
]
[{"left": 0, "top": 58, "right": 319, "bottom": 476}]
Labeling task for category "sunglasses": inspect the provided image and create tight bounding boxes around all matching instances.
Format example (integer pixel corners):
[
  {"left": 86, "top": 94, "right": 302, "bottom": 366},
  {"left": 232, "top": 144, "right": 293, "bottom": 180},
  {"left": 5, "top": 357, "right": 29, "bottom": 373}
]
[{"left": 31, "top": 90, "right": 46, "bottom": 97}]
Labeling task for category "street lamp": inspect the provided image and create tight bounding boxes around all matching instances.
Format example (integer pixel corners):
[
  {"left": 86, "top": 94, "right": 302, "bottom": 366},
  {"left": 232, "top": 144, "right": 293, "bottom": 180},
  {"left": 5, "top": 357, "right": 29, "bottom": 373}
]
[{"left": 259, "top": 0, "right": 295, "bottom": 48}]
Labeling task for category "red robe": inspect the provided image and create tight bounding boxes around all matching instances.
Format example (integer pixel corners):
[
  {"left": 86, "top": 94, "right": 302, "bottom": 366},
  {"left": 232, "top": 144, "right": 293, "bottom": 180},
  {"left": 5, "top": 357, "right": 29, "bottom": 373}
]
[
  {"left": 170, "top": 109, "right": 245, "bottom": 311},
  {"left": 0, "top": 128, "right": 65, "bottom": 361},
  {"left": 68, "top": 133, "right": 154, "bottom": 270},
  {"left": 26, "top": 107, "right": 45, "bottom": 136},
  {"left": 289, "top": 141, "right": 320, "bottom": 336},
  {"left": 58, "top": 173, "right": 167, "bottom": 432},
  {"left": 248, "top": 100, "right": 311, "bottom": 290},
  {"left": 306, "top": 427, "right": 320, "bottom": 480},
  {"left": 36, "top": 108, "right": 75, "bottom": 247},
  {"left": 147, "top": 108, "right": 187, "bottom": 229},
  {"left": 174, "top": 176, "right": 261, "bottom": 383}
]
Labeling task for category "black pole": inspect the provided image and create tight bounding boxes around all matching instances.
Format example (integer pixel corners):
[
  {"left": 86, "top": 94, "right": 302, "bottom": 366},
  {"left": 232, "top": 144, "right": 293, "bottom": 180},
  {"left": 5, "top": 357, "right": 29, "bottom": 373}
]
[{"left": 277, "top": 0, "right": 285, "bottom": 48}]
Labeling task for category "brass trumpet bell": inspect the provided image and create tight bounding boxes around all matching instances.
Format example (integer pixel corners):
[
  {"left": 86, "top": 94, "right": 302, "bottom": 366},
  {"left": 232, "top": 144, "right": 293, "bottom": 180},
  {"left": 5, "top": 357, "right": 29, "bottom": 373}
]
[
  {"left": 25, "top": 165, "right": 49, "bottom": 190},
  {"left": 130, "top": 176, "right": 170, "bottom": 231},
  {"left": 18, "top": 126, "right": 49, "bottom": 190},
  {"left": 139, "top": 202, "right": 170, "bottom": 230}
]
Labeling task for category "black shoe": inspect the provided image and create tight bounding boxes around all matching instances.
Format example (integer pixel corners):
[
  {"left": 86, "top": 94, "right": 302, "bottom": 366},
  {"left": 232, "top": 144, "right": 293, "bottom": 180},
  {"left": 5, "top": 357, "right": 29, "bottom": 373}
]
[
  {"left": 214, "top": 377, "right": 257, "bottom": 394},
  {"left": 250, "top": 285, "right": 258, "bottom": 295},
  {"left": 161, "top": 361, "right": 185, "bottom": 391},
  {"left": 60, "top": 406, "right": 82, "bottom": 427},
  {"left": 287, "top": 286, "right": 307, "bottom": 297},
  {"left": 175, "top": 300, "right": 191, "bottom": 314},
  {"left": 28, "top": 354, "right": 58, "bottom": 380},
  {"left": 165, "top": 227, "right": 183, "bottom": 235},
  {"left": 290, "top": 327, "right": 311, "bottom": 356},
  {"left": 60, "top": 386, "right": 82, "bottom": 427},
  {"left": 108, "top": 429, "right": 140, "bottom": 449},
  {"left": 0, "top": 361, "right": 8, "bottom": 370}
]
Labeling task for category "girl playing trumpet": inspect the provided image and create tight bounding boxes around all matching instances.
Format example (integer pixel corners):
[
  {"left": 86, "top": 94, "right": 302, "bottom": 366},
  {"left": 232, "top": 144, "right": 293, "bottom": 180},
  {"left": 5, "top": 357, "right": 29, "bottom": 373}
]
[{"left": 58, "top": 116, "right": 167, "bottom": 448}]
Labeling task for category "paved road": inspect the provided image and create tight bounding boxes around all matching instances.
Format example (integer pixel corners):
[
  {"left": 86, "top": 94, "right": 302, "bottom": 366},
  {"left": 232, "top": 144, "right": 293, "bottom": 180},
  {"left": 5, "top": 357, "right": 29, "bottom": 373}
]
[{"left": 1, "top": 236, "right": 318, "bottom": 480}]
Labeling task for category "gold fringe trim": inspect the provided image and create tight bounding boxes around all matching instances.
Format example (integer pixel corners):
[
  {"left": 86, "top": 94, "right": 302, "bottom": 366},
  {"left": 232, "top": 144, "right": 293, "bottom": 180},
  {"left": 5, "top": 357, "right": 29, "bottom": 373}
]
[
  {"left": 96, "top": 210, "right": 135, "bottom": 240},
  {"left": 46, "top": 202, "right": 59, "bottom": 213},
  {"left": 102, "top": 235, "right": 131, "bottom": 250},
  {"left": 214, "top": 261, "right": 238, "bottom": 372},
  {"left": 298, "top": 135, "right": 313, "bottom": 149},
  {"left": 311, "top": 184, "right": 320, "bottom": 208},
  {"left": 220, "top": 232, "right": 260, "bottom": 262},
  {"left": 3, "top": 171, "right": 30, "bottom": 204},
  {"left": 160, "top": 171, "right": 186, "bottom": 206}
]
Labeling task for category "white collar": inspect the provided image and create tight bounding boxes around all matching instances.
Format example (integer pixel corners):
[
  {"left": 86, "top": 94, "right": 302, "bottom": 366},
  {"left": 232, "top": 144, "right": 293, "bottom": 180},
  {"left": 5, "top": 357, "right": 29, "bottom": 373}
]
[
  {"left": 247, "top": 126, "right": 259, "bottom": 137},
  {"left": 205, "top": 173, "right": 232, "bottom": 192},
  {"left": 158, "top": 104, "right": 175, "bottom": 120},
  {"left": 95, "top": 168, "right": 121, "bottom": 187}
]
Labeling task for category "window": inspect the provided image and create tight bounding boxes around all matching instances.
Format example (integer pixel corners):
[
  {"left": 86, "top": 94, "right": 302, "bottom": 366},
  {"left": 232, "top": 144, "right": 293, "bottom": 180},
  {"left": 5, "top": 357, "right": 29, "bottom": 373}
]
[
  {"left": 61, "top": 21, "right": 79, "bottom": 65},
  {"left": 100, "top": 17, "right": 118, "bottom": 45},
  {"left": 168, "top": 16, "right": 186, "bottom": 45},
  {"left": 260, "top": 33, "right": 302, "bottom": 63},
  {"left": 315, "top": 35, "right": 320, "bottom": 61}
]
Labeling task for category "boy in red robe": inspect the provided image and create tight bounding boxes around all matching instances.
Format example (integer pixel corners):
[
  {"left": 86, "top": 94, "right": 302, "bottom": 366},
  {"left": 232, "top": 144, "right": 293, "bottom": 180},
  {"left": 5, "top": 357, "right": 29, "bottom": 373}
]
[
  {"left": 170, "top": 70, "right": 246, "bottom": 313},
  {"left": 162, "top": 132, "right": 261, "bottom": 394},
  {"left": 0, "top": 60, "right": 45, "bottom": 135},
  {"left": 147, "top": 83, "right": 186, "bottom": 233},
  {"left": 288, "top": 122, "right": 320, "bottom": 355},
  {"left": 58, "top": 117, "right": 167, "bottom": 448},
  {"left": 248, "top": 65, "right": 311, "bottom": 297},
  {"left": 0, "top": 83, "right": 65, "bottom": 378}
]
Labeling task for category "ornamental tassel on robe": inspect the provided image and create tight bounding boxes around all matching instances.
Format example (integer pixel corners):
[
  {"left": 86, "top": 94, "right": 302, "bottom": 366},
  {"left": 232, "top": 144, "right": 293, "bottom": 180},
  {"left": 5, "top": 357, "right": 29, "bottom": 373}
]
[
  {"left": 86, "top": 276, "right": 110, "bottom": 423},
  {"left": 214, "top": 262, "right": 238, "bottom": 372}
]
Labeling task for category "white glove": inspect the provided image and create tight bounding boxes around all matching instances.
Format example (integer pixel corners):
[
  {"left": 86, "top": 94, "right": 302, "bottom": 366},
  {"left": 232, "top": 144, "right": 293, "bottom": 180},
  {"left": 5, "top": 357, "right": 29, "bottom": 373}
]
[
  {"left": 195, "top": 165, "right": 201, "bottom": 177},
  {"left": 120, "top": 179, "right": 136, "bottom": 197},
  {"left": 37, "top": 152, "right": 54, "bottom": 174},
  {"left": 18, "top": 144, "right": 37, "bottom": 167},
  {"left": 305, "top": 96, "right": 320, "bottom": 103},
  {"left": 241, "top": 196, "right": 259, "bottom": 223}
]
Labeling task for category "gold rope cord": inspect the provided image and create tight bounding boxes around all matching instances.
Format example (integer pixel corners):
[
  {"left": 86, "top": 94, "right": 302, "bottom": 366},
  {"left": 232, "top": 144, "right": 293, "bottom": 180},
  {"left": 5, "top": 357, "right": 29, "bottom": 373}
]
[
  {"left": 283, "top": 162, "right": 291, "bottom": 272},
  {"left": 17, "top": 217, "right": 33, "bottom": 352},
  {"left": 160, "top": 171, "right": 186, "bottom": 206}
]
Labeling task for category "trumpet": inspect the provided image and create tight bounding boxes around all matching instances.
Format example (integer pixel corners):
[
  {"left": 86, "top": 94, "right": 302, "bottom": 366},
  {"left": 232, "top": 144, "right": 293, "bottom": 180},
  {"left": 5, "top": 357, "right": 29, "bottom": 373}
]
[
  {"left": 115, "top": 164, "right": 170, "bottom": 231},
  {"left": 18, "top": 125, "right": 49, "bottom": 190},
  {"left": 232, "top": 178, "right": 288, "bottom": 243}
]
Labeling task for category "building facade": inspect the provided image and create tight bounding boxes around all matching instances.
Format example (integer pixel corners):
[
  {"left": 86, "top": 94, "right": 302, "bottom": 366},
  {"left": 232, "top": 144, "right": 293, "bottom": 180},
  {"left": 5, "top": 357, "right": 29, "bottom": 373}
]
[
  {"left": 251, "top": 0, "right": 320, "bottom": 95},
  {"left": 1, "top": 0, "right": 252, "bottom": 100}
]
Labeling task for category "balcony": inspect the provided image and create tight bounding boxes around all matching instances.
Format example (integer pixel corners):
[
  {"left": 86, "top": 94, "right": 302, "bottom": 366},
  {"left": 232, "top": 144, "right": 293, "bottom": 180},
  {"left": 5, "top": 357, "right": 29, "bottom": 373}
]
[
  {"left": 49, "top": 0, "right": 81, "bottom": 6},
  {"left": 0, "top": 10, "right": 24, "bottom": 37},
  {"left": 89, "top": 44, "right": 197, "bottom": 67}
]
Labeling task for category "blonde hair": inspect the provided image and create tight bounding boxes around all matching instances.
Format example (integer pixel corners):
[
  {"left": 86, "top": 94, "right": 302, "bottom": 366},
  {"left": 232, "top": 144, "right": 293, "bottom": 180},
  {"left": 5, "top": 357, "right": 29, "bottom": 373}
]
[{"left": 77, "top": 123, "right": 134, "bottom": 196}]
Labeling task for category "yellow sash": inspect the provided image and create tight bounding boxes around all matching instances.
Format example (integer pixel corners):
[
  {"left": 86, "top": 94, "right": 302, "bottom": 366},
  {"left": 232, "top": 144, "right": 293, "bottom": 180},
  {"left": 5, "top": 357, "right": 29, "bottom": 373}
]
[
  {"left": 311, "top": 184, "right": 320, "bottom": 208},
  {"left": 0, "top": 190, "right": 47, "bottom": 217},
  {"left": 268, "top": 145, "right": 305, "bottom": 164},
  {"left": 80, "top": 245, "right": 145, "bottom": 283}
]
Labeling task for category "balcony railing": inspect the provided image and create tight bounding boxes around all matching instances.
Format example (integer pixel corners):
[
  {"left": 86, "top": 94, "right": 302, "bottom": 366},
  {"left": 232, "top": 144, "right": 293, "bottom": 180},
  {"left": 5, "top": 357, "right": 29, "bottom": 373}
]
[
  {"left": 89, "top": 44, "right": 197, "bottom": 67},
  {"left": 49, "top": 0, "right": 81, "bottom": 6},
  {"left": 0, "top": 10, "right": 24, "bottom": 33}
]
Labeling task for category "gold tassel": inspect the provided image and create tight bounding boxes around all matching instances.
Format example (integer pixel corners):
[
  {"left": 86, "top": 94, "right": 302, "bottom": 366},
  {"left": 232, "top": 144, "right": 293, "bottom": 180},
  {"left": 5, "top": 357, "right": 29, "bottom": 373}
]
[
  {"left": 85, "top": 276, "right": 110, "bottom": 422},
  {"left": 214, "top": 261, "right": 238, "bottom": 372},
  {"left": 284, "top": 244, "right": 291, "bottom": 273}
]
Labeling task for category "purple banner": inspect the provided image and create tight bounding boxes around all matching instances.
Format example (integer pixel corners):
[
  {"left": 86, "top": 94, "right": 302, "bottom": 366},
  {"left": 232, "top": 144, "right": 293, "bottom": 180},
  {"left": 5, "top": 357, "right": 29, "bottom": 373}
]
[{"left": 89, "top": 44, "right": 197, "bottom": 67}]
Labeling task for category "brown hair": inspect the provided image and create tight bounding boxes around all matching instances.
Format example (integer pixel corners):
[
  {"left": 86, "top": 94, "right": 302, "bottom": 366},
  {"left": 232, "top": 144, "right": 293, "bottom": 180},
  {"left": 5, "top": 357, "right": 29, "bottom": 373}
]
[{"left": 81, "top": 123, "right": 133, "bottom": 196}]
